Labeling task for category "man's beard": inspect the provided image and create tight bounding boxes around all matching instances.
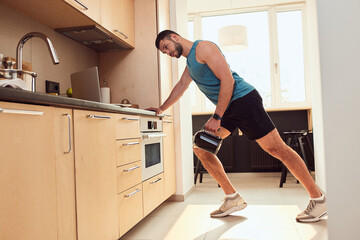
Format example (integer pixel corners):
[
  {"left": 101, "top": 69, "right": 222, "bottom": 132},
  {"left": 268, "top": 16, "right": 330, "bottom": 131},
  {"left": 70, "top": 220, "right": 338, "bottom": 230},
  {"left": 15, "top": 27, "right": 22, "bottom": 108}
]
[{"left": 172, "top": 40, "right": 183, "bottom": 58}]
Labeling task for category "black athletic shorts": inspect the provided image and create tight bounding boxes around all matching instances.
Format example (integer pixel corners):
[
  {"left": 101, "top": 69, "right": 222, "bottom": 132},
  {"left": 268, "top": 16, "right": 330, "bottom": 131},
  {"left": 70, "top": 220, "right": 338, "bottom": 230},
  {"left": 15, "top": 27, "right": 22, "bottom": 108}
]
[{"left": 221, "top": 89, "right": 276, "bottom": 140}]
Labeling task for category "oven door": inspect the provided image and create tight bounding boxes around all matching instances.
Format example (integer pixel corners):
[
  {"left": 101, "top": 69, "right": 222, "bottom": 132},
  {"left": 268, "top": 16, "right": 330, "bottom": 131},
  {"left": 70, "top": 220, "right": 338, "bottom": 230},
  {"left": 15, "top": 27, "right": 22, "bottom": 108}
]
[{"left": 141, "top": 132, "right": 166, "bottom": 181}]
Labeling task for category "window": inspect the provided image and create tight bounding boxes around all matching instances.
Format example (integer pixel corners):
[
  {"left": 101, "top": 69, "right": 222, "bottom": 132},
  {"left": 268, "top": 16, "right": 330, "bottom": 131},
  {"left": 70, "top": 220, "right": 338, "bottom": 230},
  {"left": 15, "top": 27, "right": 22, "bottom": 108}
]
[
  {"left": 202, "top": 11, "right": 272, "bottom": 108},
  {"left": 188, "top": 4, "right": 309, "bottom": 113}
]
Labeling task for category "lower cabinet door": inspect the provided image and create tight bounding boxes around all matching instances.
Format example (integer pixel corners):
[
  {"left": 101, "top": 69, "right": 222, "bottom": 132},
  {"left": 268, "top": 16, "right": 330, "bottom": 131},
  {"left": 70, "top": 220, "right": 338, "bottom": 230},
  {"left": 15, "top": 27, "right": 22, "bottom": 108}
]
[
  {"left": 142, "top": 173, "right": 165, "bottom": 216},
  {"left": 118, "top": 184, "right": 144, "bottom": 237}
]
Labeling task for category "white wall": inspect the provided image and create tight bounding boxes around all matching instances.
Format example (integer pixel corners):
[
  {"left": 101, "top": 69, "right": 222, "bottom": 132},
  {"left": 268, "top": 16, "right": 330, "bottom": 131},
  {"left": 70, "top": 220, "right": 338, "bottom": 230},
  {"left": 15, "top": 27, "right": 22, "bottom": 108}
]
[
  {"left": 316, "top": 0, "right": 360, "bottom": 239},
  {"left": 306, "top": 0, "right": 327, "bottom": 192},
  {"left": 170, "top": 0, "right": 195, "bottom": 198}
]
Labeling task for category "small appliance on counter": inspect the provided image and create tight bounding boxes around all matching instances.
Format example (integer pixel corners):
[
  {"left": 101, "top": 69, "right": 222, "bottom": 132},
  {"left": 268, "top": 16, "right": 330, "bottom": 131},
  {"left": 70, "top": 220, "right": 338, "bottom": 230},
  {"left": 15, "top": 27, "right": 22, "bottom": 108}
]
[{"left": 70, "top": 66, "right": 102, "bottom": 102}]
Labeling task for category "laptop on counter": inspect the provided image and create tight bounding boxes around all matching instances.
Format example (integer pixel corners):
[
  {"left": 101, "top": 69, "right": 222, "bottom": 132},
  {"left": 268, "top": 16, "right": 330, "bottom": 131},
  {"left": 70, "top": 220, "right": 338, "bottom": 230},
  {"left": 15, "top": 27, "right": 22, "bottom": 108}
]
[{"left": 70, "top": 66, "right": 102, "bottom": 102}]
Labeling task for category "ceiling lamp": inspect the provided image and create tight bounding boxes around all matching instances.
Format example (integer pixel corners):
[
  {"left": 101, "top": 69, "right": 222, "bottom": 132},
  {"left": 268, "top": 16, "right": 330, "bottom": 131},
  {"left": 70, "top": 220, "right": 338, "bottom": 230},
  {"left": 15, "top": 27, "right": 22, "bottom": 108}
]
[{"left": 218, "top": 25, "right": 248, "bottom": 52}]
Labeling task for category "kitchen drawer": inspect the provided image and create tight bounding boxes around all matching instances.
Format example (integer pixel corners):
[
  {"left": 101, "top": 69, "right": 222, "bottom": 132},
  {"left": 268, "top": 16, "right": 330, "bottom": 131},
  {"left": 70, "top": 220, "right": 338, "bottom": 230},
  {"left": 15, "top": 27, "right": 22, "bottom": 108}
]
[
  {"left": 116, "top": 115, "right": 140, "bottom": 139},
  {"left": 142, "top": 173, "right": 165, "bottom": 216},
  {"left": 118, "top": 184, "right": 143, "bottom": 237},
  {"left": 116, "top": 139, "right": 141, "bottom": 166},
  {"left": 117, "top": 161, "right": 142, "bottom": 193}
]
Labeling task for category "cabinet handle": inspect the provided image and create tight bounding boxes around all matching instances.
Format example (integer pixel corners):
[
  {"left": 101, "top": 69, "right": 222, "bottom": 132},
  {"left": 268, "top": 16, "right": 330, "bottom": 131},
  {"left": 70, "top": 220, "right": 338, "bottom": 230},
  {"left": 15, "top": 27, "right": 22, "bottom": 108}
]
[
  {"left": 125, "top": 188, "right": 141, "bottom": 197},
  {"left": 164, "top": 113, "right": 172, "bottom": 117},
  {"left": 87, "top": 115, "right": 111, "bottom": 119},
  {"left": 0, "top": 108, "right": 43, "bottom": 116},
  {"left": 150, "top": 178, "right": 162, "bottom": 184},
  {"left": 122, "top": 117, "right": 139, "bottom": 121},
  {"left": 163, "top": 120, "right": 173, "bottom": 123},
  {"left": 64, "top": 114, "right": 72, "bottom": 154},
  {"left": 122, "top": 142, "right": 140, "bottom": 146},
  {"left": 114, "top": 30, "right": 128, "bottom": 39},
  {"left": 123, "top": 165, "right": 140, "bottom": 172},
  {"left": 74, "top": 0, "right": 88, "bottom": 10}
]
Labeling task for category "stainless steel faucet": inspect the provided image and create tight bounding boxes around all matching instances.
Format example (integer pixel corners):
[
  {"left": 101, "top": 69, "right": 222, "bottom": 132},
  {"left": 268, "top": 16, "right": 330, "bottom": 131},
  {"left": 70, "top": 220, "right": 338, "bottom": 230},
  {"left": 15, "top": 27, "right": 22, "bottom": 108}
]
[
  {"left": 0, "top": 32, "right": 59, "bottom": 92},
  {"left": 16, "top": 32, "right": 59, "bottom": 71}
]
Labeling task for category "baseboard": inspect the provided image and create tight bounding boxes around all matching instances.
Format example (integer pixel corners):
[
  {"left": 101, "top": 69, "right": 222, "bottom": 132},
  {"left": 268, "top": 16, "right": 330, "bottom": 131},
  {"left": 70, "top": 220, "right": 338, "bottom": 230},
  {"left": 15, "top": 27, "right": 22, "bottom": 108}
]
[{"left": 166, "top": 185, "right": 196, "bottom": 202}]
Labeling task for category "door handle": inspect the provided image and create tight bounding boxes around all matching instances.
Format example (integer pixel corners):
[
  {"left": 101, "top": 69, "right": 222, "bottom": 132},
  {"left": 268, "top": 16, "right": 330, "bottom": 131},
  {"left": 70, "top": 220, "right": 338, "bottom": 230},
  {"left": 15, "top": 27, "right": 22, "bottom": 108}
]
[
  {"left": 87, "top": 115, "right": 111, "bottom": 119},
  {"left": 122, "top": 142, "right": 140, "bottom": 146},
  {"left": 63, "top": 114, "right": 72, "bottom": 154},
  {"left": 124, "top": 188, "right": 141, "bottom": 197},
  {"left": 123, "top": 165, "right": 140, "bottom": 172},
  {"left": 0, "top": 108, "right": 43, "bottom": 116}
]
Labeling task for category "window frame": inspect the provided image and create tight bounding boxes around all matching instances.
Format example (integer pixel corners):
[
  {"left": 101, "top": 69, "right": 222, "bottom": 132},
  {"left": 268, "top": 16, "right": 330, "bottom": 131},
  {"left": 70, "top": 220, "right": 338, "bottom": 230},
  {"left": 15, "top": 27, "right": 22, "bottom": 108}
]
[{"left": 188, "top": 3, "right": 311, "bottom": 114}]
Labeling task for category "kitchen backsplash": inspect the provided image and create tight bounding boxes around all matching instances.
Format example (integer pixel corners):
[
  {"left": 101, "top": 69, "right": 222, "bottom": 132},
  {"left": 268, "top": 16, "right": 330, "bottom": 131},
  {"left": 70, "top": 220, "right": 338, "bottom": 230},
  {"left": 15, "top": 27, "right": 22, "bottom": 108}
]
[{"left": 0, "top": 2, "right": 99, "bottom": 94}]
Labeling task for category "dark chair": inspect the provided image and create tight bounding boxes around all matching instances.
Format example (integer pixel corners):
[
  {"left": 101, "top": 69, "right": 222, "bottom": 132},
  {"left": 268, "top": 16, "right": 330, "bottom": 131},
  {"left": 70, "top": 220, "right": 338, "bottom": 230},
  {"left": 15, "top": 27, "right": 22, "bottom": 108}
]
[
  {"left": 279, "top": 130, "right": 314, "bottom": 188},
  {"left": 194, "top": 155, "right": 206, "bottom": 184}
]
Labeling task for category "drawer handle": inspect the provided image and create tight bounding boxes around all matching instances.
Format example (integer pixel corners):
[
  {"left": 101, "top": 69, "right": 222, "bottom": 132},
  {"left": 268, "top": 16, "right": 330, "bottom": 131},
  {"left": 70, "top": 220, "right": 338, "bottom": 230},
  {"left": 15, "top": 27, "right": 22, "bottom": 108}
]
[
  {"left": 164, "top": 113, "right": 172, "bottom": 117},
  {"left": 64, "top": 114, "right": 72, "bottom": 154},
  {"left": 125, "top": 188, "right": 141, "bottom": 198},
  {"left": 150, "top": 178, "right": 162, "bottom": 184},
  {"left": 74, "top": 0, "right": 88, "bottom": 10},
  {"left": 87, "top": 115, "right": 111, "bottom": 119},
  {"left": 122, "top": 117, "right": 139, "bottom": 121},
  {"left": 163, "top": 120, "right": 173, "bottom": 123},
  {"left": 0, "top": 108, "right": 43, "bottom": 116},
  {"left": 123, "top": 165, "right": 140, "bottom": 172},
  {"left": 122, "top": 142, "right": 140, "bottom": 146},
  {"left": 114, "top": 30, "right": 128, "bottom": 39}
]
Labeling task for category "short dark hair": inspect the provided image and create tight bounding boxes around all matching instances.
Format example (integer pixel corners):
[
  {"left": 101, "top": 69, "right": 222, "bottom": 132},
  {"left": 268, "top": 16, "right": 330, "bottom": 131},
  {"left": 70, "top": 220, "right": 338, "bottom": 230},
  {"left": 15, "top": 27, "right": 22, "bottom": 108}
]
[{"left": 155, "top": 30, "right": 180, "bottom": 49}]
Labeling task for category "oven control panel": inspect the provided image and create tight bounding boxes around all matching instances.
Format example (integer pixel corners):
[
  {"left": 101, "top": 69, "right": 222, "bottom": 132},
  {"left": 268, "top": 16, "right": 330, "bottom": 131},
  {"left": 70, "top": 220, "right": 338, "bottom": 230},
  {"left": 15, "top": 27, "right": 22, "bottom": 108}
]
[{"left": 140, "top": 117, "right": 163, "bottom": 132}]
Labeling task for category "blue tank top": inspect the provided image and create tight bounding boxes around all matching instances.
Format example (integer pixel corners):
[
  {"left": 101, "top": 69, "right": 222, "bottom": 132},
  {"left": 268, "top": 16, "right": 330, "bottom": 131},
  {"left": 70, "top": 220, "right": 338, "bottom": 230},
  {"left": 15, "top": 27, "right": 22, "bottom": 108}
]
[{"left": 186, "top": 40, "right": 254, "bottom": 105}]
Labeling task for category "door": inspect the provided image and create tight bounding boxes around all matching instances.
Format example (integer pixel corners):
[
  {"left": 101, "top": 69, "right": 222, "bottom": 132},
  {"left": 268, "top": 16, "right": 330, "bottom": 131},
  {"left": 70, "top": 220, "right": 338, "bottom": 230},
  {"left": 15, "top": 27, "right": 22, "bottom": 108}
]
[
  {"left": 0, "top": 102, "right": 57, "bottom": 240},
  {"left": 53, "top": 108, "right": 77, "bottom": 240},
  {"left": 73, "top": 110, "right": 118, "bottom": 240}
]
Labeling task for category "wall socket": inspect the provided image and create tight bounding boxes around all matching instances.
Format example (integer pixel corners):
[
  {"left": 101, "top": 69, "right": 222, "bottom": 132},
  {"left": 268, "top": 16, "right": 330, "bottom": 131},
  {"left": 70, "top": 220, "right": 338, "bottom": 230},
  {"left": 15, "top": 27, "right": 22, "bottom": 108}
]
[{"left": 46, "top": 80, "right": 60, "bottom": 94}]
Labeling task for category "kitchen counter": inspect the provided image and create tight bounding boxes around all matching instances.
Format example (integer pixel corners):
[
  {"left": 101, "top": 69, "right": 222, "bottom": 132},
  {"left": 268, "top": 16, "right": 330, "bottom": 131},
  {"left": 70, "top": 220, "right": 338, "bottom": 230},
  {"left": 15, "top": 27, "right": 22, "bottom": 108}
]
[{"left": 0, "top": 88, "right": 161, "bottom": 117}]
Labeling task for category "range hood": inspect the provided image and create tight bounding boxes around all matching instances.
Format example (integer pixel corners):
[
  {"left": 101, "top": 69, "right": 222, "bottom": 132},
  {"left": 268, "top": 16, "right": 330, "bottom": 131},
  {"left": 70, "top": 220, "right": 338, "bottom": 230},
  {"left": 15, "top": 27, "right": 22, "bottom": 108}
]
[{"left": 55, "top": 25, "right": 131, "bottom": 52}]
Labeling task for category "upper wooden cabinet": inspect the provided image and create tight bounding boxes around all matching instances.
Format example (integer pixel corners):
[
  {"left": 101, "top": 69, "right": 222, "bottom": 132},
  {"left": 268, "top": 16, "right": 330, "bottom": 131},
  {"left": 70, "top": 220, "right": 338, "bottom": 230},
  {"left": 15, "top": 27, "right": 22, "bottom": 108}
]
[
  {"left": 101, "top": 0, "right": 135, "bottom": 47},
  {"left": 64, "top": 0, "right": 101, "bottom": 24}
]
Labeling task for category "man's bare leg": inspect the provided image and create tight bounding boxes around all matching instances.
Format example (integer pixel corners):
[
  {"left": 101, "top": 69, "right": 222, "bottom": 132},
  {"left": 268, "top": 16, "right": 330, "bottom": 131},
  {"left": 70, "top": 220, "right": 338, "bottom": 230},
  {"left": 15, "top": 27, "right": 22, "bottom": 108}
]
[
  {"left": 193, "top": 127, "right": 236, "bottom": 194},
  {"left": 256, "top": 128, "right": 322, "bottom": 198}
]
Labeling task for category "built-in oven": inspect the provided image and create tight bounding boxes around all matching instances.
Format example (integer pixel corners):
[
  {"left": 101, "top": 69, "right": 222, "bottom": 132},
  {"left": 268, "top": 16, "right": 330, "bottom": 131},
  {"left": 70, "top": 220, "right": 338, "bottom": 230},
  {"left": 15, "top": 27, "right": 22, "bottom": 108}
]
[{"left": 140, "top": 117, "right": 165, "bottom": 181}]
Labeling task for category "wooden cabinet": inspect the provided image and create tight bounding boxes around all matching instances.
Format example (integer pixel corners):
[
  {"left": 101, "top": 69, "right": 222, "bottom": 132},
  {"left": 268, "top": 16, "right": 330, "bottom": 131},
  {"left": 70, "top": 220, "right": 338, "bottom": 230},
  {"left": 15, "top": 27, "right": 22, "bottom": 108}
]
[
  {"left": 142, "top": 173, "right": 165, "bottom": 216},
  {"left": 73, "top": 109, "right": 118, "bottom": 240},
  {"left": 54, "top": 108, "right": 77, "bottom": 240},
  {"left": 0, "top": 102, "right": 57, "bottom": 240},
  {"left": 117, "top": 161, "right": 142, "bottom": 193},
  {"left": 115, "top": 113, "right": 143, "bottom": 237},
  {"left": 64, "top": 0, "right": 101, "bottom": 23},
  {"left": 101, "top": 0, "right": 135, "bottom": 47},
  {"left": 99, "top": 0, "right": 159, "bottom": 108},
  {"left": 163, "top": 116, "right": 176, "bottom": 199},
  {"left": 118, "top": 184, "right": 143, "bottom": 237}
]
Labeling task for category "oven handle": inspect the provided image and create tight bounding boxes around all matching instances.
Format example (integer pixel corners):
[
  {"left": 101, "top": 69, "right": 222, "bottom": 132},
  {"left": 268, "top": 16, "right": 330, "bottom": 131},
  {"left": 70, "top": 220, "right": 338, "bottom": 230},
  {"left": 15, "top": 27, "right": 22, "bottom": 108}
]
[{"left": 143, "top": 133, "right": 166, "bottom": 139}]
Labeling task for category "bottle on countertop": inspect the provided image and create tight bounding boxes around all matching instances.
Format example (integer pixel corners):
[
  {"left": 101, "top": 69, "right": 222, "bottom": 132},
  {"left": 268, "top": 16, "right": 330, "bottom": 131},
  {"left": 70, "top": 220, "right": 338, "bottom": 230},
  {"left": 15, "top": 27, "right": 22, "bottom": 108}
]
[{"left": 0, "top": 53, "right": 4, "bottom": 69}]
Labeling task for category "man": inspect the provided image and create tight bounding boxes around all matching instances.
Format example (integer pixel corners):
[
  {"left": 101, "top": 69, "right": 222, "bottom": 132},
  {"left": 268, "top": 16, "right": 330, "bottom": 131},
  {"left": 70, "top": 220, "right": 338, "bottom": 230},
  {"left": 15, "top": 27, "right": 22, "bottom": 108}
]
[{"left": 147, "top": 30, "right": 327, "bottom": 222}]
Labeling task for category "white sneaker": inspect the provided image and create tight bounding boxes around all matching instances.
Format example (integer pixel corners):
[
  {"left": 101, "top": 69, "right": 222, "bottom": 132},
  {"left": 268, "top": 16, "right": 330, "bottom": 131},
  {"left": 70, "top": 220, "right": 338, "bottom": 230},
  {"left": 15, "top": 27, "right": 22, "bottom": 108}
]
[
  {"left": 296, "top": 196, "right": 327, "bottom": 223},
  {"left": 210, "top": 193, "right": 247, "bottom": 218}
]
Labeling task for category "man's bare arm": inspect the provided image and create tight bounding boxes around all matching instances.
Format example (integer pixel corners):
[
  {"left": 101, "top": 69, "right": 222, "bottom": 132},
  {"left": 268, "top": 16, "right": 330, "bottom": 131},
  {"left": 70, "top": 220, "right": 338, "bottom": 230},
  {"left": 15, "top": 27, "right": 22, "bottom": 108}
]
[
  {"left": 196, "top": 41, "right": 235, "bottom": 132},
  {"left": 146, "top": 66, "right": 192, "bottom": 114}
]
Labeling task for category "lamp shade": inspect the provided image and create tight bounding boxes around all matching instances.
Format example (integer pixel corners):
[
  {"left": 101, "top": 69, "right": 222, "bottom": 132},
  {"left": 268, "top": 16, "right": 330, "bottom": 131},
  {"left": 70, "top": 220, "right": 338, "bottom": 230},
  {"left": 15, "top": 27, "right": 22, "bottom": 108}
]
[{"left": 218, "top": 25, "right": 248, "bottom": 52}]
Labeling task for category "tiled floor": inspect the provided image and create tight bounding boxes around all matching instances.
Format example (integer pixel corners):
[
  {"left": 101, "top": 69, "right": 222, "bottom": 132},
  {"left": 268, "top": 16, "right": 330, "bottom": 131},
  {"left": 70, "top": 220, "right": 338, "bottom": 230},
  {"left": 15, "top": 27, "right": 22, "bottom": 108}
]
[{"left": 121, "top": 173, "right": 328, "bottom": 240}]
